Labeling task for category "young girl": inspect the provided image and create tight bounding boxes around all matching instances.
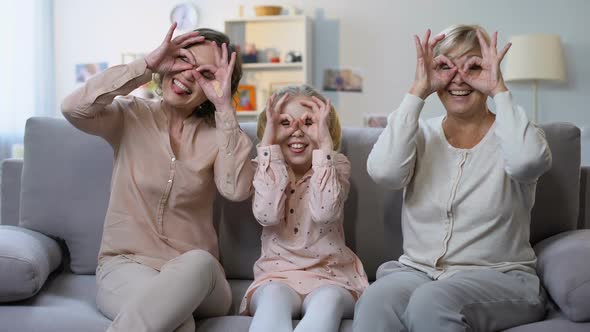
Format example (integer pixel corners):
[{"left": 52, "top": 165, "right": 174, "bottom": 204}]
[{"left": 240, "top": 85, "right": 368, "bottom": 332}]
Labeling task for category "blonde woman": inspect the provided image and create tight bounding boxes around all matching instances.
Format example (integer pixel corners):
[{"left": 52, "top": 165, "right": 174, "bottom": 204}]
[{"left": 354, "top": 25, "right": 551, "bottom": 332}]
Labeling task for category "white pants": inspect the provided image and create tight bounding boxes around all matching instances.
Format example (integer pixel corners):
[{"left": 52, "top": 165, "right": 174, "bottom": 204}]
[
  {"left": 96, "top": 250, "right": 232, "bottom": 332},
  {"left": 249, "top": 282, "right": 355, "bottom": 332}
]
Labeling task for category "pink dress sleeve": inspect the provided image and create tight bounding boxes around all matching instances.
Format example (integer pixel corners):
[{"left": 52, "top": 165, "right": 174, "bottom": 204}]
[
  {"left": 308, "top": 150, "right": 351, "bottom": 224},
  {"left": 252, "top": 145, "right": 289, "bottom": 226}
]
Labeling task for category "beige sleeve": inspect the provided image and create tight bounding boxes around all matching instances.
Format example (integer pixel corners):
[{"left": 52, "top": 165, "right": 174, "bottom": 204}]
[{"left": 61, "top": 59, "right": 152, "bottom": 146}]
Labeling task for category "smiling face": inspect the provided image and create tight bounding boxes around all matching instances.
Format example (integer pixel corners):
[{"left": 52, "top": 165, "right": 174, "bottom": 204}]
[
  {"left": 436, "top": 47, "right": 488, "bottom": 117},
  {"left": 278, "top": 97, "right": 316, "bottom": 175},
  {"left": 161, "top": 42, "right": 217, "bottom": 113}
]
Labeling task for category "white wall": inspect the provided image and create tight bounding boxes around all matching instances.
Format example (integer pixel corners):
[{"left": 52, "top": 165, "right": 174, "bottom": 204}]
[{"left": 54, "top": 0, "right": 590, "bottom": 130}]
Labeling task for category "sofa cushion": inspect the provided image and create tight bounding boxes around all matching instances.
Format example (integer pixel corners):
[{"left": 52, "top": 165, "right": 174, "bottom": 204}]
[
  {"left": 534, "top": 229, "right": 590, "bottom": 322},
  {"left": 531, "top": 123, "right": 581, "bottom": 244},
  {"left": 0, "top": 273, "right": 110, "bottom": 332},
  {"left": 504, "top": 306, "right": 590, "bottom": 332},
  {"left": 0, "top": 226, "right": 62, "bottom": 302},
  {"left": 19, "top": 117, "right": 113, "bottom": 274}
]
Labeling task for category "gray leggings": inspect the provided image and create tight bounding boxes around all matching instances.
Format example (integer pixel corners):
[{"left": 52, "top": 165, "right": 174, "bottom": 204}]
[
  {"left": 353, "top": 261, "right": 546, "bottom": 332},
  {"left": 249, "top": 282, "right": 355, "bottom": 332}
]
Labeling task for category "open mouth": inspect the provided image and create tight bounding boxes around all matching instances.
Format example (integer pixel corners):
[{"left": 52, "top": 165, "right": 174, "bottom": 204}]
[
  {"left": 288, "top": 142, "right": 308, "bottom": 154},
  {"left": 172, "top": 79, "right": 192, "bottom": 95},
  {"left": 449, "top": 90, "right": 472, "bottom": 97}
]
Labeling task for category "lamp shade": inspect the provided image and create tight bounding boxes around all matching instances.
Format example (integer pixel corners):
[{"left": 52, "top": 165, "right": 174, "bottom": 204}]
[{"left": 503, "top": 34, "right": 567, "bottom": 82}]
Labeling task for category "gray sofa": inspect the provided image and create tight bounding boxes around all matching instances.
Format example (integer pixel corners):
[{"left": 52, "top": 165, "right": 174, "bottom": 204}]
[{"left": 1, "top": 117, "right": 590, "bottom": 332}]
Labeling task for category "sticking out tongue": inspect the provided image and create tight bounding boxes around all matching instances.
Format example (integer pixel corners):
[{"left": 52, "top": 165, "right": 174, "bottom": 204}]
[{"left": 172, "top": 79, "right": 192, "bottom": 95}]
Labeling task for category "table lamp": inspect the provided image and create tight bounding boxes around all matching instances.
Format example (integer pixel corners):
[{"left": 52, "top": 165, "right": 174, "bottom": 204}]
[{"left": 503, "top": 34, "right": 567, "bottom": 123}]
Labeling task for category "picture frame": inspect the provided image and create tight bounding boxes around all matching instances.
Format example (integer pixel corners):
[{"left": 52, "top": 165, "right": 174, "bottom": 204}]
[
  {"left": 75, "top": 62, "right": 108, "bottom": 83},
  {"left": 364, "top": 113, "right": 388, "bottom": 128},
  {"left": 236, "top": 85, "right": 257, "bottom": 111},
  {"left": 323, "top": 68, "right": 363, "bottom": 92}
]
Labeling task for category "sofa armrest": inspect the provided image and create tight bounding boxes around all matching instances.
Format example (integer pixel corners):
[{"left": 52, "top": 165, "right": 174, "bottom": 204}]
[
  {"left": 1, "top": 158, "right": 23, "bottom": 226},
  {"left": 0, "top": 225, "right": 62, "bottom": 302},
  {"left": 535, "top": 229, "right": 590, "bottom": 322}
]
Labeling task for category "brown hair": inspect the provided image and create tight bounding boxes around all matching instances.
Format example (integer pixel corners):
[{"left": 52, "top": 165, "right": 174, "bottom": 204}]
[{"left": 256, "top": 85, "right": 342, "bottom": 151}]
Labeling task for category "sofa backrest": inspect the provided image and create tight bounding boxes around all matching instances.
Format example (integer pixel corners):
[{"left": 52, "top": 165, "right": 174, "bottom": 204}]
[
  {"left": 20, "top": 117, "right": 113, "bottom": 274},
  {"left": 18, "top": 117, "right": 580, "bottom": 279},
  {"left": 530, "top": 123, "right": 581, "bottom": 243},
  {"left": 218, "top": 122, "right": 581, "bottom": 280}
]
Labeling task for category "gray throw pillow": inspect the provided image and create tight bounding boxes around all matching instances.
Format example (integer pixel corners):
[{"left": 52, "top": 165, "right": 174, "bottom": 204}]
[
  {"left": 0, "top": 226, "right": 62, "bottom": 302},
  {"left": 535, "top": 229, "right": 590, "bottom": 322}
]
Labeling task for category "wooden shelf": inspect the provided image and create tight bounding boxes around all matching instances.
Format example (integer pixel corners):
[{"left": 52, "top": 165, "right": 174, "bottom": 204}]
[
  {"left": 236, "top": 110, "right": 260, "bottom": 117},
  {"left": 225, "top": 15, "right": 307, "bottom": 23},
  {"left": 243, "top": 63, "right": 303, "bottom": 70}
]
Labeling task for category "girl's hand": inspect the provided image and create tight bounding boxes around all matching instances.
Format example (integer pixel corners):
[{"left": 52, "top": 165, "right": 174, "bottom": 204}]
[
  {"left": 260, "top": 94, "right": 298, "bottom": 146},
  {"left": 459, "top": 30, "right": 511, "bottom": 97},
  {"left": 409, "top": 29, "right": 458, "bottom": 100},
  {"left": 299, "top": 97, "right": 333, "bottom": 151},
  {"left": 144, "top": 23, "right": 204, "bottom": 76},
  {"left": 191, "top": 42, "right": 237, "bottom": 112}
]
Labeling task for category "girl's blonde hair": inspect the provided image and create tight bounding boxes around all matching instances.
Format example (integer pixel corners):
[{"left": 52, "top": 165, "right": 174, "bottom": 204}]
[
  {"left": 256, "top": 85, "right": 342, "bottom": 151},
  {"left": 434, "top": 24, "right": 491, "bottom": 58}
]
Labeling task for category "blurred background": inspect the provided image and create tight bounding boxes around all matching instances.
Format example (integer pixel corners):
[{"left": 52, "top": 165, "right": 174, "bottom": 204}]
[{"left": 1, "top": 0, "right": 589, "bottom": 162}]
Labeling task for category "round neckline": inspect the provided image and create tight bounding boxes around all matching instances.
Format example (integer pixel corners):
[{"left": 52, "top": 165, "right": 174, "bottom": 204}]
[{"left": 438, "top": 116, "right": 496, "bottom": 153}]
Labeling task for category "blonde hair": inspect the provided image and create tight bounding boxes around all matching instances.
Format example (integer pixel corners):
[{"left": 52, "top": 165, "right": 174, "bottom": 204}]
[
  {"left": 434, "top": 24, "right": 491, "bottom": 58},
  {"left": 256, "top": 85, "right": 342, "bottom": 151}
]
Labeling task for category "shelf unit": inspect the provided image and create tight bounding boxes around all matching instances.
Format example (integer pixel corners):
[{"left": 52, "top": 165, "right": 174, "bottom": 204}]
[{"left": 225, "top": 15, "right": 313, "bottom": 119}]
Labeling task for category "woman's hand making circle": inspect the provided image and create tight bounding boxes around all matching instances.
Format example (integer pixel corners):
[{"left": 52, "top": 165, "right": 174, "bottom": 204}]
[
  {"left": 144, "top": 23, "right": 204, "bottom": 76},
  {"left": 409, "top": 29, "right": 458, "bottom": 100},
  {"left": 459, "top": 30, "right": 511, "bottom": 97},
  {"left": 191, "top": 41, "right": 237, "bottom": 111}
]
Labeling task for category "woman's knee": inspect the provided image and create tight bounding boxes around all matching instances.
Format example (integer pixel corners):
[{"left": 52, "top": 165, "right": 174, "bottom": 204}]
[
  {"left": 167, "top": 250, "right": 219, "bottom": 277},
  {"left": 404, "top": 284, "right": 456, "bottom": 326}
]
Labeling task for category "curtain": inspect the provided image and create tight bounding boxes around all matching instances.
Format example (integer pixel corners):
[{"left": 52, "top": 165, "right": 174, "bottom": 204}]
[{"left": 0, "top": 0, "right": 54, "bottom": 161}]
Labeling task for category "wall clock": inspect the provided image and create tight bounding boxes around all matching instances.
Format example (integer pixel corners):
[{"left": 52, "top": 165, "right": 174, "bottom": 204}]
[{"left": 170, "top": 3, "right": 199, "bottom": 31}]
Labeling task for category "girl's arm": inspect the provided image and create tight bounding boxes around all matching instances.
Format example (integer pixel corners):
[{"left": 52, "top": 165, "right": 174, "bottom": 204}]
[
  {"left": 308, "top": 151, "right": 350, "bottom": 224},
  {"left": 251, "top": 145, "right": 289, "bottom": 226}
]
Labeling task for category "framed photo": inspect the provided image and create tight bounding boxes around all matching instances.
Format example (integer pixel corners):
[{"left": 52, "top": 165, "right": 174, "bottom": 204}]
[
  {"left": 269, "top": 81, "right": 301, "bottom": 94},
  {"left": 236, "top": 85, "right": 257, "bottom": 111},
  {"left": 364, "top": 114, "right": 388, "bottom": 128},
  {"left": 323, "top": 68, "right": 363, "bottom": 92},
  {"left": 75, "top": 62, "right": 108, "bottom": 83}
]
